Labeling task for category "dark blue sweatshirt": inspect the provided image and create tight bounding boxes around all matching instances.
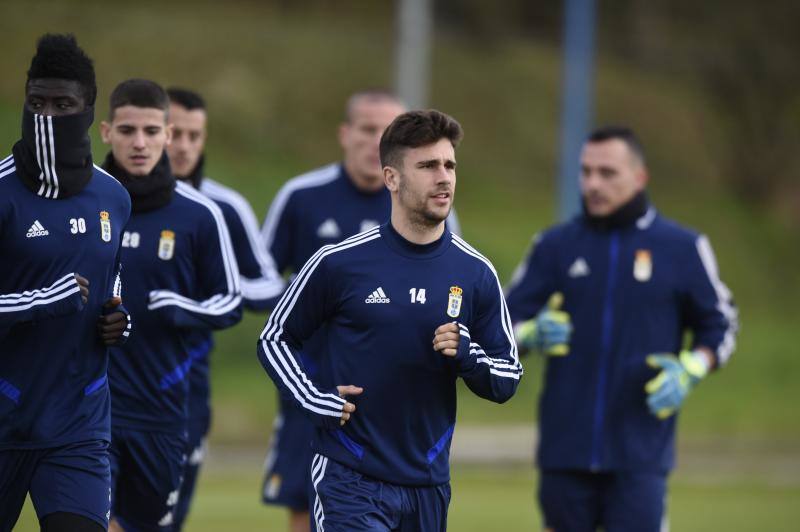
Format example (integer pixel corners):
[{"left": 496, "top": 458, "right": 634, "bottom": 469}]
[
  {"left": 257, "top": 224, "right": 522, "bottom": 486},
  {"left": 183, "top": 177, "right": 285, "bottom": 425},
  {"left": 0, "top": 155, "right": 131, "bottom": 449},
  {"left": 108, "top": 181, "right": 242, "bottom": 433},
  {"left": 505, "top": 207, "right": 738, "bottom": 473}
]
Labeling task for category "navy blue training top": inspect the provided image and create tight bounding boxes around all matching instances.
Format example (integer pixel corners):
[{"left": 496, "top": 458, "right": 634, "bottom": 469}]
[
  {"left": 258, "top": 223, "right": 522, "bottom": 486},
  {"left": 0, "top": 155, "right": 131, "bottom": 449}
]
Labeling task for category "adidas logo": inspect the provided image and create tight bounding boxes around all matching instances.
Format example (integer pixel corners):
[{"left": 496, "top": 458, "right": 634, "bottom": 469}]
[
  {"left": 26, "top": 220, "right": 49, "bottom": 238},
  {"left": 568, "top": 257, "right": 590, "bottom": 278},
  {"left": 365, "top": 287, "right": 390, "bottom": 304},
  {"left": 317, "top": 218, "right": 341, "bottom": 239}
]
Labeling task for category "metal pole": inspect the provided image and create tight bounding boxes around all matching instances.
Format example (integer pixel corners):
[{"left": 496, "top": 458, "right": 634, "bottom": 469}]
[
  {"left": 557, "top": 0, "right": 597, "bottom": 220},
  {"left": 395, "top": 0, "right": 432, "bottom": 109}
]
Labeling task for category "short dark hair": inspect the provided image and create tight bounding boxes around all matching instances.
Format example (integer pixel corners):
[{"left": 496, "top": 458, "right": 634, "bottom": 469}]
[
  {"left": 26, "top": 33, "right": 96, "bottom": 105},
  {"left": 345, "top": 88, "right": 403, "bottom": 122},
  {"left": 379, "top": 109, "right": 463, "bottom": 169},
  {"left": 166, "top": 87, "right": 206, "bottom": 111},
  {"left": 587, "top": 125, "right": 646, "bottom": 165},
  {"left": 108, "top": 79, "right": 169, "bottom": 120}
]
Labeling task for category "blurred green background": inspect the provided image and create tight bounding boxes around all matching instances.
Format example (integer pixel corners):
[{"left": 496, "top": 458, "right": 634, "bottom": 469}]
[{"left": 3, "top": 1, "right": 799, "bottom": 530}]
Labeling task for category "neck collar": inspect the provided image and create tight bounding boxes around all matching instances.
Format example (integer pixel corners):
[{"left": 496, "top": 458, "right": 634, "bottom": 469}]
[
  {"left": 582, "top": 191, "right": 650, "bottom": 231},
  {"left": 176, "top": 154, "right": 205, "bottom": 190},
  {"left": 102, "top": 151, "right": 175, "bottom": 213},
  {"left": 12, "top": 106, "right": 94, "bottom": 199},
  {"left": 380, "top": 221, "right": 451, "bottom": 259}
]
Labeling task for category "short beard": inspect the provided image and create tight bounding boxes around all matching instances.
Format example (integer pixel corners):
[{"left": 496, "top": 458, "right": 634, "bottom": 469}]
[{"left": 398, "top": 174, "right": 450, "bottom": 231}]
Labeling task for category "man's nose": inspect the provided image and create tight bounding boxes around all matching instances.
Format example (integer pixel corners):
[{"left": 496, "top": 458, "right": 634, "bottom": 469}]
[{"left": 133, "top": 131, "right": 147, "bottom": 149}]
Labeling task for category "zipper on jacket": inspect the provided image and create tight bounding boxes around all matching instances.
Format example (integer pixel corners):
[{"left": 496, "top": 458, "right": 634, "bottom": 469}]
[{"left": 590, "top": 231, "right": 619, "bottom": 470}]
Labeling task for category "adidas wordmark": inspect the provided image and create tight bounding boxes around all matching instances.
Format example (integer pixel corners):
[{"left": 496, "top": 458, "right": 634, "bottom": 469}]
[
  {"left": 365, "top": 287, "right": 390, "bottom": 304},
  {"left": 26, "top": 220, "right": 49, "bottom": 238}
]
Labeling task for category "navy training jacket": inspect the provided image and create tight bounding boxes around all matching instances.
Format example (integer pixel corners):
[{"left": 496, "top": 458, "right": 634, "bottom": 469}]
[
  {"left": 108, "top": 181, "right": 242, "bottom": 433},
  {"left": 257, "top": 224, "right": 522, "bottom": 486},
  {"left": 183, "top": 177, "right": 285, "bottom": 425},
  {"left": 0, "top": 155, "right": 131, "bottom": 449},
  {"left": 505, "top": 206, "right": 738, "bottom": 473}
]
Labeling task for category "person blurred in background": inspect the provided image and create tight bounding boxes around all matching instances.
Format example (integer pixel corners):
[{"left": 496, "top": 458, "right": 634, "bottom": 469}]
[
  {"left": 101, "top": 79, "right": 242, "bottom": 531},
  {"left": 165, "top": 87, "right": 284, "bottom": 530},
  {"left": 0, "top": 33, "right": 130, "bottom": 532},
  {"left": 505, "top": 125, "right": 738, "bottom": 531},
  {"left": 258, "top": 89, "right": 460, "bottom": 531}
]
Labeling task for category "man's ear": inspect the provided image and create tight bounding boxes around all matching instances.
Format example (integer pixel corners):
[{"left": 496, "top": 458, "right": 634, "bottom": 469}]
[
  {"left": 637, "top": 166, "right": 650, "bottom": 189},
  {"left": 164, "top": 123, "right": 174, "bottom": 146},
  {"left": 337, "top": 122, "right": 349, "bottom": 151},
  {"left": 99, "top": 121, "right": 111, "bottom": 144},
  {"left": 384, "top": 166, "right": 399, "bottom": 192}
]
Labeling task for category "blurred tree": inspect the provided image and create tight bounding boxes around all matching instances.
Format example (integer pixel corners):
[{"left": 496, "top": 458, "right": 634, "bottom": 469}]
[{"left": 600, "top": 0, "right": 800, "bottom": 221}]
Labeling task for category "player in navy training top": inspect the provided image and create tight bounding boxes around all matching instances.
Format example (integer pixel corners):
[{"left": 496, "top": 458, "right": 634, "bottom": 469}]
[
  {"left": 100, "top": 80, "right": 242, "bottom": 532},
  {"left": 0, "top": 34, "right": 131, "bottom": 532},
  {"left": 505, "top": 126, "right": 738, "bottom": 531},
  {"left": 260, "top": 90, "right": 460, "bottom": 532},
  {"left": 258, "top": 110, "right": 522, "bottom": 532},
  {"left": 165, "top": 87, "right": 285, "bottom": 530}
]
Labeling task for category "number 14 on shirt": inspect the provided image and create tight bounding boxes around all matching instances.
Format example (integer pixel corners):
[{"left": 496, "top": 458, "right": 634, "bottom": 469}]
[{"left": 409, "top": 288, "right": 427, "bottom": 304}]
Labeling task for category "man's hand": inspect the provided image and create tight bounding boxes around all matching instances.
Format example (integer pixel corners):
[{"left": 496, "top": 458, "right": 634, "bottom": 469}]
[
  {"left": 75, "top": 273, "right": 89, "bottom": 304},
  {"left": 645, "top": 350, "right": 710, "bottom": 419},
  {"left": 336, "top": 385, "right": 363, "bottom": 426},
  {"left": 97, "top": 296, "right": 127, "bottom": 346},
  {"left": 433, "top": 322, "right": 460, "bottom": 357},
  {"left": 515, "top": 292, "right": 572, "bottom": 356}
]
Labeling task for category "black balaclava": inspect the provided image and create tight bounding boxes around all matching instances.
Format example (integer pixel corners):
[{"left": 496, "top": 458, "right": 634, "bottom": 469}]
[
  {"left": 12, "top": 105, "right": 94, "bottom": 199},
  {"left": 102, "top": 151, "right": 175, "bottom": 213},
  {"left": 582, "top": 190, "right": 649, "bottom": 231}
]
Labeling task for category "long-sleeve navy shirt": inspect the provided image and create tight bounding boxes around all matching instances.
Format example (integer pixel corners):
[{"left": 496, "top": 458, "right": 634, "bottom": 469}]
[
  {"left": 109, "top": 181, "right": 242, "bottom": 433},
  {"left": 0, "top": 155, "right": 131, "bottom": 449},
  {"left": 258, "top": 223, "right": 522, "bottom": 486},
  {"left": 505, "top": 208, "right": 738, "bottom": 473},
  {"left": 182, "top": 177, "right": 285, "bottom": 425}
]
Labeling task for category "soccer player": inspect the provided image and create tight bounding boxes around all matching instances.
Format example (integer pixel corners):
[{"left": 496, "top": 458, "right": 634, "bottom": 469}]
[
  {"left": 100, "top": 79, "right": 242, "bottom": 531},
  {"left": 0, "top": 34, "right": 131, "bottom": 532},
  {"left": 259, "top": 89, "right": 460, "bottom": 531},
  {"left": 258, "top": 109, "right": 522, "bottom": 532},
  {"left": 505, "top": 126, "right": 738, "bottom": 531},
  {"left": 165, "top": 87, "right": 285, "bottom": 530}
]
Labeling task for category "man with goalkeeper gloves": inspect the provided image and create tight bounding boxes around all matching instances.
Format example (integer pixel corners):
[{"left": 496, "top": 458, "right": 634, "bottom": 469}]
[{"left": 505, "top": 126, "right": 738, "bottom": 531}]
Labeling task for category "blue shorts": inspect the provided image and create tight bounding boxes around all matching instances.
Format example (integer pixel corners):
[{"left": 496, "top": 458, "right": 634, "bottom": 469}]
[
  {"left": 0, "top": 440, "right": 111, "bottom": 531},
  {"left": 261, "top": 404, "right": 316, "bottom": 511},
  {"left": 311, "top": 454, "right": 450, "bottom": 532},
  {"left": 172, "top": 416, "right": 209, "bottom": 531},
  {"left": 109, "top": 427, "right": 187, "bottom": 531},
  {"left": 538, "top": 470, "right": 667, "bottom": 532}
]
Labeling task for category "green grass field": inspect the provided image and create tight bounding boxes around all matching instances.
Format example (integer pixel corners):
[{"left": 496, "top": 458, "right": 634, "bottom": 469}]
[{"left": 13, "top": 459, "right": 800, "bottom": 531}]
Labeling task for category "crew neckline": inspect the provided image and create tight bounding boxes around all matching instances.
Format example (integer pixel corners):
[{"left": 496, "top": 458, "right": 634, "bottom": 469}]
[{"left": 380, "top": 221, "right": 451, "bottom": 260}]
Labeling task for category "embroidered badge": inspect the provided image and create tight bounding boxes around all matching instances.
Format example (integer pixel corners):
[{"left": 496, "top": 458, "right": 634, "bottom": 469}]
[
  {"left": 158, "top": 230, "right": 176, "bottom": 260},
  {"left": 100, "top": 211, "right": 112, "bottom": 242},
  {"left": 634, "top": 249, "right": 652, "bottom": 282},
  {"left": 447, "top": 286, "right": 463, "bottom": 318}
]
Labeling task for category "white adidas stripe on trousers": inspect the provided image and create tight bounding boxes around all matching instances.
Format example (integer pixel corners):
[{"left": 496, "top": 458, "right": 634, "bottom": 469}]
[{"left": 311, "top": 454, "right": 329, "bottom": 532}]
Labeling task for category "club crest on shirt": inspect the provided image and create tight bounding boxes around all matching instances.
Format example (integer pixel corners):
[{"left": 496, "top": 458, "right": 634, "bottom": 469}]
[
  {"left": 100, "top": 211, "right": 112, "bottom": 242},
  {"left": 447, "top": 286, "right": 463, "bottom": 318},
  {"left": 264, "top": 473, "right": 282, "bottom": 499},
  {"left": 158, "top": 230, "right": 176, "bottom": 260},
  {"left": 634, "top": 249, "right": 652, "bottom": 282}
]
